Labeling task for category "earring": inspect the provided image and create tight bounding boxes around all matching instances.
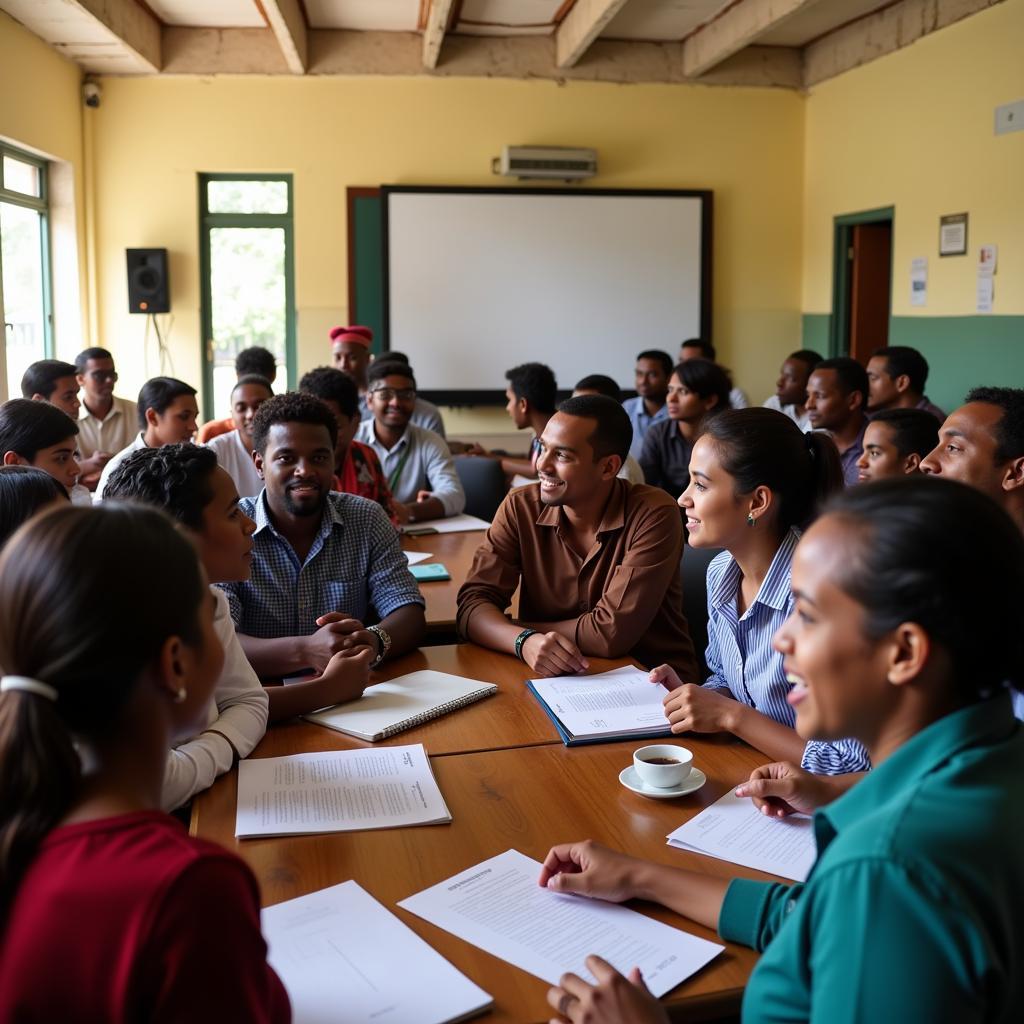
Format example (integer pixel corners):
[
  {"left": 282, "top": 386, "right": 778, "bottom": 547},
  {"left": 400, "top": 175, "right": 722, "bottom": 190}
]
[
  {"left": 746, "top": 512, "right": 755, "bottom": 527},
  {"left": 173, "top": 687, "right": 187, "bottom": 704}
]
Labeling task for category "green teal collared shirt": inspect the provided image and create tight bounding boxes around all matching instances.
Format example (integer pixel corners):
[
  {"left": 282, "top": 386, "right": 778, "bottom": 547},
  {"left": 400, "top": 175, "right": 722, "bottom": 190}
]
[{"left": 719, "top": 693, "right": 1024, "bottom": 1023}]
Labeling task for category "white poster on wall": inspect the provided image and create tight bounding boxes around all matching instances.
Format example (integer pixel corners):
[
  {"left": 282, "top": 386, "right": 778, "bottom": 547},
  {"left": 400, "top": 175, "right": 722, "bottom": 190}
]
[{"left": 910, "top": 257, "right": 928, "bottom": 307}]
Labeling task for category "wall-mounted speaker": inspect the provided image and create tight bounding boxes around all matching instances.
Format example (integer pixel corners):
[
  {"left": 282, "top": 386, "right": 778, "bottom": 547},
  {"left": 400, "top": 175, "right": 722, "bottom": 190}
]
[{"left": 126, "top": 248, "right": 169, "bottom": 314}]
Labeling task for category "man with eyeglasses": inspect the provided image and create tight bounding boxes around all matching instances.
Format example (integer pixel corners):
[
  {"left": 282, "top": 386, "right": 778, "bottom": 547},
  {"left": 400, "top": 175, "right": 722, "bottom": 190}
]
[
  {"left": 74, "top": 347, "right": 138, "bottom": 490},
  {"left": 355, "top": 360, "right": 465, "bottom": 523}
]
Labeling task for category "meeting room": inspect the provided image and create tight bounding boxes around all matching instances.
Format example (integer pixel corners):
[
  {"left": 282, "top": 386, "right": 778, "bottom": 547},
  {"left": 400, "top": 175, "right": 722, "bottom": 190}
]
[{"left": 0, "top": 1, "right": 1022, "bottom": 1021}]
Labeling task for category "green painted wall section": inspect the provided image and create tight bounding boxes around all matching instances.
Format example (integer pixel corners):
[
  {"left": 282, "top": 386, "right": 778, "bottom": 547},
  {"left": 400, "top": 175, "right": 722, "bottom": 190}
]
[
  {"left": 351, "top": 194, "right": 384, "bottom": 354},
  {"left": 802, "top": 314, "right": 1024, "bottom": 414}
]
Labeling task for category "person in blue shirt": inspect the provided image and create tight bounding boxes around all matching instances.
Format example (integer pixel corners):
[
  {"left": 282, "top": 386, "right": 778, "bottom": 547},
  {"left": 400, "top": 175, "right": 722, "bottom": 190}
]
[
  {"left": 621, "top": 349, "right": 672, "bottom": 461},
  {"left": 538, "top": 476, "right": 1024, "bottom": 1024},
  {"left": 218, "top": 392, "right": 425, "bottom": 720},
  {"left": 652, "top": 408, "right": 869, "bottom": 774}
]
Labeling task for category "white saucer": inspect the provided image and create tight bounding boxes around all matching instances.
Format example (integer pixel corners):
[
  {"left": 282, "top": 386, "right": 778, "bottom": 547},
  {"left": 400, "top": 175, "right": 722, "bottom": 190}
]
[{"left": 618, "top": 765, "right": 707, "bottom": 800}]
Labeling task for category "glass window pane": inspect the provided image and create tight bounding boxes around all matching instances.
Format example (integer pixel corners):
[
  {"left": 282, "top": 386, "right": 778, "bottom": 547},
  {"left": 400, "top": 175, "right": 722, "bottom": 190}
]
[
  {"left": 207, "top": 180, "right": 288, "bottom": 215},
  {"left": 1, "top": 201, "right": 47, "bottom": 396},
  {"left": 2, "top": 156, "right": 41, "bottom": 198},
  {"left": 209, "top": 226, "right": 286, "bottom": 416}
]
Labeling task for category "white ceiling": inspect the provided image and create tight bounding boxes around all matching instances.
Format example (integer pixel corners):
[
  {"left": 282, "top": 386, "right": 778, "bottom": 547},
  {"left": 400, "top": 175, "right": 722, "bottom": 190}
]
[
  {"left": 143, "top": 0, "right": 265, "bottom": 28},
  {"left": 0, "top": 0, "right": 995, "bottom": 82}
]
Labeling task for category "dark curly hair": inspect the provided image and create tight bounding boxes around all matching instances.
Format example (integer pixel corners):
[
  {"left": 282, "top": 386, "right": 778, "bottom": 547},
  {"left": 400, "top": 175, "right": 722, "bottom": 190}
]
[
  {"left": 506, "top": 362, "right": 557, "bottom": 414},
  {"left": 251, "top": 392, "right": 338, "bottom": 455},
  {"left": 299, "top": 366, "right": 360, "bottom": 420},
  {"left": 103, "top": 443, "right": 219, "bottom": 530}
]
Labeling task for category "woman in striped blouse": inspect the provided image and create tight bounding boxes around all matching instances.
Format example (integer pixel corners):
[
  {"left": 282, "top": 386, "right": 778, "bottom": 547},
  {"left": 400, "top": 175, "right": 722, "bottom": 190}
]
[{"left": 653, "top": 408, "right": 870, "bottom": 774}]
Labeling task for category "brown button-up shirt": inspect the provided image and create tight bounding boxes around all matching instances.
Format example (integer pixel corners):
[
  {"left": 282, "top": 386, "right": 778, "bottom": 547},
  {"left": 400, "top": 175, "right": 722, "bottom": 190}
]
[{"left": 457, "top": 479, "right": 699, "bottom": 680}]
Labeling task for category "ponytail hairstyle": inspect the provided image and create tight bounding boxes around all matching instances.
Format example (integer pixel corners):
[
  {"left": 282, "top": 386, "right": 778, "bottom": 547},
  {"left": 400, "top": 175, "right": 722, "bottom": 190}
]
[
  {"left": 674, "top": 359, "right": 733, "bottom": 416},
  {"left": 0, "top": 504, "right": 206, "bottom": 914},
  {"left": 704, "top": 408, "right": 844, "bottom": 531},
  {"left": 823, "top": 477, "right": 1024, "bottom": 698}
]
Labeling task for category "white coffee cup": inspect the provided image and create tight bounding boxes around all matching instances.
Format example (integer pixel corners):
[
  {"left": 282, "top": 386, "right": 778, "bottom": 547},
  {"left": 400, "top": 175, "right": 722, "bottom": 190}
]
[{"left": 633, "top": 744, "right": 694, "bottom": 789}]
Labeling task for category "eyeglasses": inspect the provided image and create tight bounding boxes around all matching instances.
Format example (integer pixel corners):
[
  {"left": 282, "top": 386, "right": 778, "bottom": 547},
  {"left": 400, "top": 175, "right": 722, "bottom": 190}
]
[
  {"left": 87, "top": 370, "right": 118, "bottom": 382},
  {"left": 370, "top": 387, "right": 415, "bottom": 402}
]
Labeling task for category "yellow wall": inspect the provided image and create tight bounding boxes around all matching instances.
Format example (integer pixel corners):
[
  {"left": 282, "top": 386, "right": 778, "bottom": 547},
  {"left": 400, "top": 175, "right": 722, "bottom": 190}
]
[
  {"left": 803, "top": 0, "right": 1024, "bottom": 317},
  {"left": 0, "top": 9, "right": 88, "bottom": 357},
  {"left": 88, "top": 74, "right": 804, "bottom": 418}
]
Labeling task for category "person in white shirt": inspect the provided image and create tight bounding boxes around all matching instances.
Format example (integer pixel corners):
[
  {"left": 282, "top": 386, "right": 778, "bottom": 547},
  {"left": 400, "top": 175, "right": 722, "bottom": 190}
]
[
  {"left": 679, "top": 338, "right": 749, "bottom": 410},
  {"left": 74, "top": 347, "right": 138, "bottom": 489},
  {"left": 763, "top": 349, "right": 822, "bottom": 432},
  {"left": 102, "top": 442, "right": 272, "bottom": 811},
  {"left": 95, "top": 377, "right": 199, "bottom": 498},
  {"left": 205, "top": 374, "right": 273, "bottom": 500},
  {"left": 355, "top": 360, "right": 465, "bottom": 522}
]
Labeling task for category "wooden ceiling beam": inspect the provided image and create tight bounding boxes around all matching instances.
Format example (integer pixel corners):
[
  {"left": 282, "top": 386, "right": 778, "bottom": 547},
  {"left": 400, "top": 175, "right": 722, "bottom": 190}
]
[
  {"left": 261, "top": 0, "right": 308, "bottom": 74},
  {"left": 555, "top": 0, "right": 633, "bottom": 69},
  {"left": 422, "top": 0, "right": 456, "bottom": 69},
  {"left": 682, "top": 0, "right": 820, "bottom": 78}
]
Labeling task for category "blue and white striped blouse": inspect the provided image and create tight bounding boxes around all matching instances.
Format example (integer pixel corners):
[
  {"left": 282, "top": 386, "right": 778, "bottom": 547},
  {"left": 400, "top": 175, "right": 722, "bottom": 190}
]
[{"left": 702, "top": 528, "right": 871, "bottom": 776}]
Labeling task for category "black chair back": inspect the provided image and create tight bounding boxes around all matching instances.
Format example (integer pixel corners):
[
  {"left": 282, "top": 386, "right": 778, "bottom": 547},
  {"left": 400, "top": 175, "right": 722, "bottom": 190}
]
[
  {"left": 680, "top": 544, "right": 723, "bottom": 681},
  {"left": 453, "top": 455, "right": 507, "bottom": 522}
]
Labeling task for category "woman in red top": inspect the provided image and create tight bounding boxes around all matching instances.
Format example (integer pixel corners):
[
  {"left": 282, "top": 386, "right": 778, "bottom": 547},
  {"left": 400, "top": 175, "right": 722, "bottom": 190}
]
[{"left": 0, "top": 504, "right": 290, "bottom": 1022}]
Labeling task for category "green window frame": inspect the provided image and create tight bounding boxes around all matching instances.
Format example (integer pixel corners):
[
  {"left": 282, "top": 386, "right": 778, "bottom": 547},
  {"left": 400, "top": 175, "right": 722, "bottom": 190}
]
[
  {"left": 0, "top": 141, "right": 54, "bottom": 359},
  {"left": 198, "top": 173, "right": 296, "bottom": 420}
]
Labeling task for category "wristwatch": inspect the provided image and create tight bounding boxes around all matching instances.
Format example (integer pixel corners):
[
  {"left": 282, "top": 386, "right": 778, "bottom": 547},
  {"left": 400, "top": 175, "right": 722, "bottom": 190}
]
[{"left": 367, "top": 624, "right": 392, "bottom": 667}]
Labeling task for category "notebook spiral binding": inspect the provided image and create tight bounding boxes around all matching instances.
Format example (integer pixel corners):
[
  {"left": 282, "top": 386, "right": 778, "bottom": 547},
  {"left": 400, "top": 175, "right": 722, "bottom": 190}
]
[{"left": 379, "top": 687, "right": 496, "bottom": 739}]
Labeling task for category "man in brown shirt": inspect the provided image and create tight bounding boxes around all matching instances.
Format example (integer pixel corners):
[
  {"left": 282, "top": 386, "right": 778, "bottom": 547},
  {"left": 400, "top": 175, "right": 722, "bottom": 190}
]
[{"left": 457, "top": 395, "right": 698, "bottom": 680}]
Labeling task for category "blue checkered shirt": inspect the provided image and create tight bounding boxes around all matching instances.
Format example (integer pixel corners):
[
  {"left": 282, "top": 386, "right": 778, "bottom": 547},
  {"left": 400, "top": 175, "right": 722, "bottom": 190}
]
[{"left": 218, "top": 491, "right": 424, "bottom": 638}]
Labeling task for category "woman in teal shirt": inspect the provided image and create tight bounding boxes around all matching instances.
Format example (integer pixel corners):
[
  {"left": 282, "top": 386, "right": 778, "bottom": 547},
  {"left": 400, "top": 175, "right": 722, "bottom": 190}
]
[{"left": 538, "top": 477, "right": 1024, "bottom": 1024}]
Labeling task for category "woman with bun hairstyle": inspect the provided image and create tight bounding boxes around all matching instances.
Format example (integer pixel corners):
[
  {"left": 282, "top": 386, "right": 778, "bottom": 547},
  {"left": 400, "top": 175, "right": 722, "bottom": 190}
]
[
  {"left": 655, "top": 407, "right": 870, "bottom": 773},
  {"left": 0, "top": 504, "right": 289, "bottom": 1021},
  {"left": 541, "top": 477, "right": 1024, "bottom": 1023}
]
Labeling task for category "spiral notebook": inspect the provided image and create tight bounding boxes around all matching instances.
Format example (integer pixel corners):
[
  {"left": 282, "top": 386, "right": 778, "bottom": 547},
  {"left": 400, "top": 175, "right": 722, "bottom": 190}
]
[{"left": 304, "top": 670, "right": 498, "bottom": 741}]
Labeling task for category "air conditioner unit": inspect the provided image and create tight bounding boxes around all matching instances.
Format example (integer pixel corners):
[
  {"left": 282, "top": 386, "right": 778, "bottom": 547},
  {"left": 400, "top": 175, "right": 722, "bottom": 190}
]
[{"left": 495, "top": 145, "right": 598, "bottom": 180}]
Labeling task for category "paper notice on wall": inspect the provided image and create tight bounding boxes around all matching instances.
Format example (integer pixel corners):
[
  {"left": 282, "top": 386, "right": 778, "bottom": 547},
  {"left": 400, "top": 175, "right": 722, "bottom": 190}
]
[
  {"left": 978, "top": 245, "right": 997, "bottom": 277},
  {"left": 977, "top": 275, "right": 994, "bottom": 314},
  {"left": 910, "top": 257, "right": 928, "bottom": 307}
]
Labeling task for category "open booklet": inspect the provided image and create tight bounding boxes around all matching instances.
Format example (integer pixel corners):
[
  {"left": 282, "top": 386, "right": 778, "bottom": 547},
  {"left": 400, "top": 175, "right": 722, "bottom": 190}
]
[
  {"left": 263, "top": 880, "right": 492, "bottom": 1024},
  {"left": 666, "top": 789, "right": 816, "bottom": 882},
  {"left": 399, "top": 849, "right": 723, "bottom": 994},
  {"left": 235, "top": 743, "right": 452, "bottom": 838},
  {"left": 527, "top": 665, "right": 674, "bottom": 746},
  {"left": 304, "top": 670, "right": 497, "bottom": 742}
]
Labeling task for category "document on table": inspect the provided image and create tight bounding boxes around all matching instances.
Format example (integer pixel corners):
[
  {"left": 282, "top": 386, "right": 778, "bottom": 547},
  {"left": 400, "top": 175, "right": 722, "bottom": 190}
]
[
  {"left": 236, "top": 744, "right": 452, "bottom": 838},
  {"left": 263, "top": 880, "right": 492, "bottom": 1024},
  {"left": 399, "top": 849, "right": 722, "bottom": 994},
  {"left": 403, "top": 513, "right": 491, "bottom": 534},
  {"left": 666, "top": 789, "right": 816, "bottom": 882},
  {"left": 405, "top": 550, "right": 433, "bottom": 565},
  {"left": 527, "top": 665, "right": 673, "bottom": 745}
]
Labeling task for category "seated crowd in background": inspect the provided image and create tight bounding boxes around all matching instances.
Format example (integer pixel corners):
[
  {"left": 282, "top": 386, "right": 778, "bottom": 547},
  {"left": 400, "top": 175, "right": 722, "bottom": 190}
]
[{"left": 1, "top": 322, "right": 1023, "bottom": 1022}]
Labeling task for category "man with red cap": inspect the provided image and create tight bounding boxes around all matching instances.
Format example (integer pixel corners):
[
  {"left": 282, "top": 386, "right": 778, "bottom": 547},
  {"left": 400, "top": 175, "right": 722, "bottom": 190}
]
[{"left": 330, "top": 326, "right": 445, "bottom": 437}]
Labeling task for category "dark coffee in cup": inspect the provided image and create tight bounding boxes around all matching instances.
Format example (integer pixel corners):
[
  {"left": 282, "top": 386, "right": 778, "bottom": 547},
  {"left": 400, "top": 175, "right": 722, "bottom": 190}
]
[{"left": 643, "top": 756, "right": 681, "bottom": 765}]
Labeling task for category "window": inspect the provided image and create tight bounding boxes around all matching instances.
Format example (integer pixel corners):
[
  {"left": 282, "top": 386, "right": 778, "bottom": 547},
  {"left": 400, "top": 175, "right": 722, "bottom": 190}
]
[
  {"left": 1, "top": 144, "right": 52, "bottom": 399},
  {"left": 199, "top": 174, "right": 295, "bottom": 420}
]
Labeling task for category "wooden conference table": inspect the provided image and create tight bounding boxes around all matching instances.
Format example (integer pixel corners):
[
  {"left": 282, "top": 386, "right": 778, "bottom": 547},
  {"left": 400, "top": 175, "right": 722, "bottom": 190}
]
[
  {"left": 402, "top": 526, "right": 519, "bottom": 635},
  {"left": 192, "top": 644, "right": 775, "bottom": 1022}
]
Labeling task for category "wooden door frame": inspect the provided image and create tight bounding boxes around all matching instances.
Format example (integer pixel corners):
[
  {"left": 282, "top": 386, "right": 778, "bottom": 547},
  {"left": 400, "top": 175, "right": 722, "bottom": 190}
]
[{"left": 830, "top": 205, "right": 894, "bottom": 357}]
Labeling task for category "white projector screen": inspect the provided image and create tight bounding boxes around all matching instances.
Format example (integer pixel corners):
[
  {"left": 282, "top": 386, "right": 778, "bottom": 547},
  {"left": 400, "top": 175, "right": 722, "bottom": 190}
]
[{"left": 382, "top": 187, "right": 711, "bottom": 401}]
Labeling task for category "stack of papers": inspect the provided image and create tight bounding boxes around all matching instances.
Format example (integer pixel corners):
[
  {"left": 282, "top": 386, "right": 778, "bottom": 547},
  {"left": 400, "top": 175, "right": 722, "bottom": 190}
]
[
  {"left": 527, "top": 666, "right": 673, "bottom": 746},
  {"left": 403, "top": 513, "right": 491, "bottom": 535},
  {"left": 264, "top": 880, "right": 493, "bottom": 1024},
  {"left": 399, "top": 850, "right": 722, "bottom": 992},
  {"left": 235, "top": 743, "right": 451, "bottom": 838},
  {"left": 666, "top": 790, "right": 816, "bottom": 882},
  {"left": 305, "top": 670, "right": 497, "bottom": 742}
]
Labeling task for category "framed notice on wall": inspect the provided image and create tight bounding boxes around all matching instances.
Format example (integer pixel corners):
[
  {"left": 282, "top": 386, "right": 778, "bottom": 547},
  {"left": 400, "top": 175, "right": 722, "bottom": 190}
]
[{"left": 939, "top": 213, "right": 968, "bottom": 256}]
